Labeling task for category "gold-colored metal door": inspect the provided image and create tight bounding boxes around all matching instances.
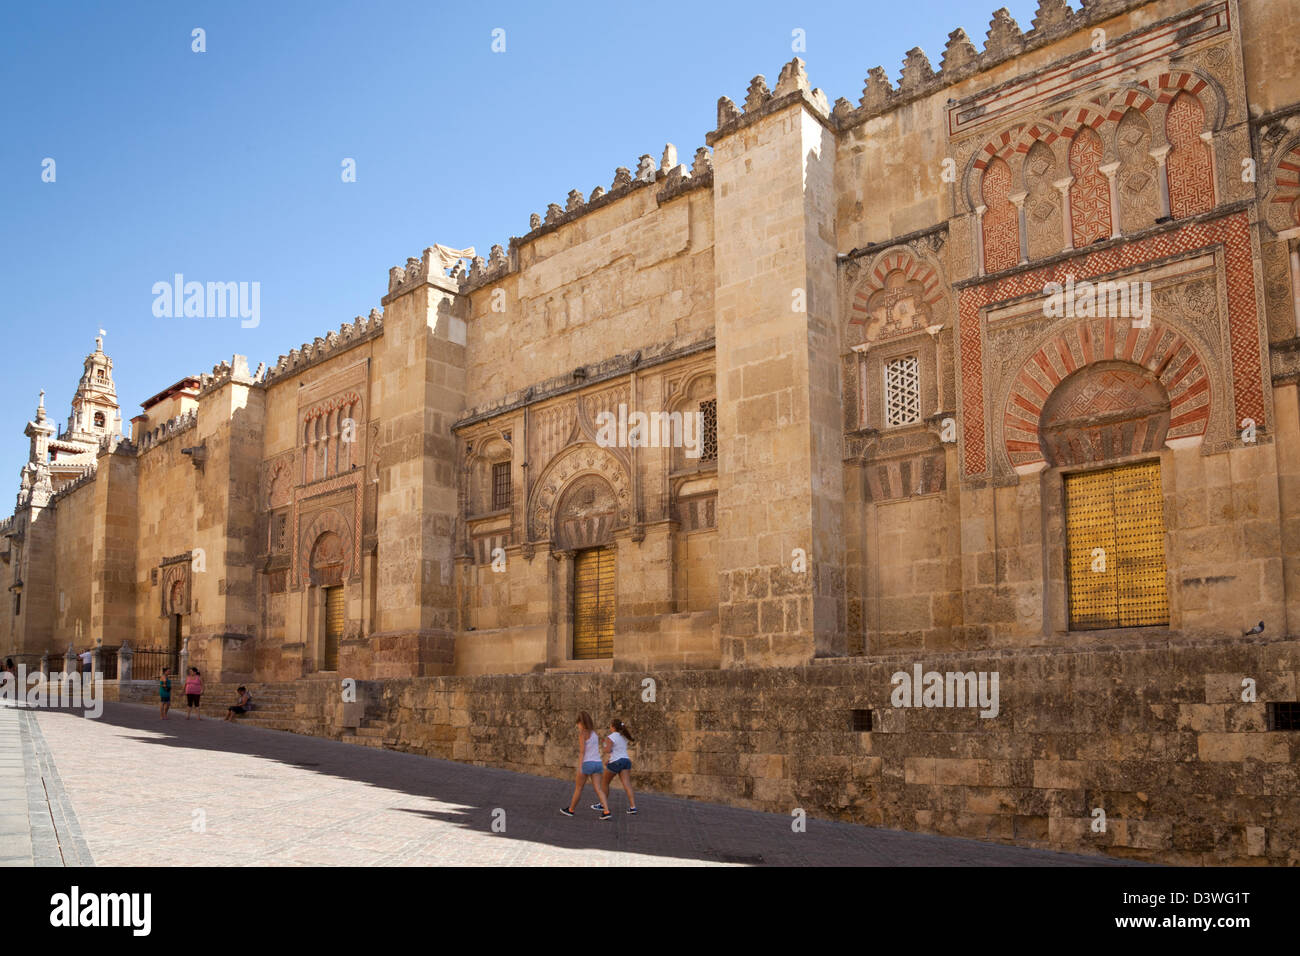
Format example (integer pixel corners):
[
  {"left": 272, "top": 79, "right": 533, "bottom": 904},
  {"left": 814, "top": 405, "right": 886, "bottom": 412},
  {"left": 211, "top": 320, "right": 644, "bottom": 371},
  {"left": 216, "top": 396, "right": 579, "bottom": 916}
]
[
  {"left": 1065, "top": 460, "right": 1169, "bottom": 629},
  {"left": 573, "top": 548, "right": 615, "bottom": 660},
  {"left": 323, "top": 585, "right": 344, "bottom": 670}
]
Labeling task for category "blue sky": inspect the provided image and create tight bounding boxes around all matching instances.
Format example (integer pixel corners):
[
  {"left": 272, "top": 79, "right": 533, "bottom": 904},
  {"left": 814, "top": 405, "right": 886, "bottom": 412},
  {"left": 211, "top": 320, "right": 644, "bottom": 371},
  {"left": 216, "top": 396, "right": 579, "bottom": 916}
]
[{"left": 0, "top": 0, "right": 1042, "bottom": 487}]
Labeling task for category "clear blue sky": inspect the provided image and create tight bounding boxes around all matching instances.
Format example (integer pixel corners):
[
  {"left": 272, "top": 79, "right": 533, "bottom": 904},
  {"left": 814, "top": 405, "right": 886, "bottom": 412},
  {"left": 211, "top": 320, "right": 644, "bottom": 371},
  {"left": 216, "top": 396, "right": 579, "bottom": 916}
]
[{"left": 0, "top": 0, "right": 1041, "bottom": 489}]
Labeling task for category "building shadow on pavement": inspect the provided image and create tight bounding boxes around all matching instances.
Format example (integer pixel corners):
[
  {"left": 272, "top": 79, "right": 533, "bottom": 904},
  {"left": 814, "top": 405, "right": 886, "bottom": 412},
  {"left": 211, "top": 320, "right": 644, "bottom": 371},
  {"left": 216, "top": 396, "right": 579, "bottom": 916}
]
[{"left": 48, "top": 703, "right": 1141, "bottom": 867}]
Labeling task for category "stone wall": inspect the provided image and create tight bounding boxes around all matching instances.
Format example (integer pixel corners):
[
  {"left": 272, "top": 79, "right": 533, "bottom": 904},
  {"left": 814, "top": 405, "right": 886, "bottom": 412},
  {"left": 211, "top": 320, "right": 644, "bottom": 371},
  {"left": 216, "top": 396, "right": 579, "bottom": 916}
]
[{"left": 166, "top": 636, "right": 1298, "bottom": 865}]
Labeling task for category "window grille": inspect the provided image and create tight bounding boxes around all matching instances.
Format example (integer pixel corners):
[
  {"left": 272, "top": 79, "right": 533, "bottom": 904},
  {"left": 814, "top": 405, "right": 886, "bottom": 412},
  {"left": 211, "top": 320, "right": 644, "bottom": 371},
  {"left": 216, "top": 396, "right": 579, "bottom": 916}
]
[{"left": 884, "top": 355, "right": 922, "bottom": 427}]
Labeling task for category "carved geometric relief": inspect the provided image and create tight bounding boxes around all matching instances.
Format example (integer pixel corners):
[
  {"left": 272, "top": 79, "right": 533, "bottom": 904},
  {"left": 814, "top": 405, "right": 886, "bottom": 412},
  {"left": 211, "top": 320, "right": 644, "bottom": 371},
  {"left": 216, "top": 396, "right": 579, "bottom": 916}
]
[
  {"left": 1264, "top": 142, "right": 1300, "bottom": 234},
  {"left": 864, "top": 450, "right": 946, "bottom": 502},
  {"left": 297, "top": 358, "right": 369, "bottom": 486},
  {"left": 1002, "top": 317, "right": 1207, "bottom": 469},
  {"left": 847, "top": 249, "right": 945, "bottom": 348},
  {"left": 529, "top": 444, "right": 630, "bottom": 543},
  {"left": 1166, "top": 92, "right": 1214, "bottom": 220},
  {"left": 529, "top": 401, "right": 578, "bottom": 473},
  {"left": 961, "top": 212, "right": 1264, "bottom": 477},
  {"left": 294, "top": 490, "right": 360, "bottom": 588},
  {"left": 309, "top": 530, "right": 347, "bottom": 587},
  {"left": 982, "top": 157, "right": 1019, "bottom": 273},
  {"left": 1039, "top": 362, "right": 1171, "bottom": 467},
  {"left": 554, "top": 475, "right": 618, "bottom": 550},
  {"left": 1024, "top": 140, "right": 1062, "bottom": 260},
  {"left": 265, "top": 454, "right": 293, "bottom": 509},
  {"left": 1069, "top": 127, "right": 1111, "bottom": 246},
  {"left": 1116, "top": 108, "right": 1159, "bottom": 234},
  {"left": 578, "top": 385, "right": 630, "bottom": 440},
  {"left": 159, "top": 562, "right": 191, "bottom": 618}
]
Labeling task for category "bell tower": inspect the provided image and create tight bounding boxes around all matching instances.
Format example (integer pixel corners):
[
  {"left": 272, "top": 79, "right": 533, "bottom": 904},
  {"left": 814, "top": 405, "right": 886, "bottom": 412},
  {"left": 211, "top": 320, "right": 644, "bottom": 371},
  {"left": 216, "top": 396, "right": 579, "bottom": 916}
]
[{"left": 66, "top": 335, "right": 122, "bottom": 440}]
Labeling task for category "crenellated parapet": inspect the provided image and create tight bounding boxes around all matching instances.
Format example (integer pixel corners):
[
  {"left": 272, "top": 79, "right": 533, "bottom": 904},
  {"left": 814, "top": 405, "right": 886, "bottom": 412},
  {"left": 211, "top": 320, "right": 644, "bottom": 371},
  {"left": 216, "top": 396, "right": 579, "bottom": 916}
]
[
  {"left": 49, "top": 465, "right": 97, "bottom": 502},
  {"left": 197, "top": 355, "right": 264, "bottom": 397},
  {"left": 709, "top": 2, "right": 1149, "bottom": 135},
  {"left": 134, "top": 408, "right": 197, "bottom": 454},
  {"left": 264, "top": 311, "right": 384, "bottom": 384},
  {"left": 501, "top": 141, "right": 715, "bottom": 262},
  {"left": 711, "top": 56, "right": 832, "bottom": 143}
]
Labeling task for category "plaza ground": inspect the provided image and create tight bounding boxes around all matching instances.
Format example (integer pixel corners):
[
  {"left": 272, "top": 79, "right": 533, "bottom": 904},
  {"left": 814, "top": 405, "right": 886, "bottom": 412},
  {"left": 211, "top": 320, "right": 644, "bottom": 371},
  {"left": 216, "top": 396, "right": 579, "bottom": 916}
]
[{"left": 2, "top": 702, "right": 1136, "bottom": 867}]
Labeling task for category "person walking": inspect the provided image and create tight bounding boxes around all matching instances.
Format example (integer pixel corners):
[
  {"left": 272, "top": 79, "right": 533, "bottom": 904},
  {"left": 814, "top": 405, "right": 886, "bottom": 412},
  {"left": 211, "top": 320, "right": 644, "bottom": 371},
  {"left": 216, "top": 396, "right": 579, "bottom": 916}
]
[
  {"left": 159, "top": 667, "right": 172, "bottom": 719},
  {"left": 560, "top": 711, "right": 610, "bottom": 820},
  {"left": 593, "top": 718, "right": 638, "bottom": 815},
  {"left": 183, "top": 666, "right": 203, "bottom": 720}
]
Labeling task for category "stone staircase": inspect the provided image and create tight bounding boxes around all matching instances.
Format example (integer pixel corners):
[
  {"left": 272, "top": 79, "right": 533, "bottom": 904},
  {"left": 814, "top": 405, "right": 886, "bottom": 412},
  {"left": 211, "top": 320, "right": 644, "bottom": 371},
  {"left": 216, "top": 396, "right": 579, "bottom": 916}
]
[
  {"left": 339, "top": 700, "right": 392, "bottom": 748},
  {"left": 186, "top": 682, "right": 301, "bottom": 730}
]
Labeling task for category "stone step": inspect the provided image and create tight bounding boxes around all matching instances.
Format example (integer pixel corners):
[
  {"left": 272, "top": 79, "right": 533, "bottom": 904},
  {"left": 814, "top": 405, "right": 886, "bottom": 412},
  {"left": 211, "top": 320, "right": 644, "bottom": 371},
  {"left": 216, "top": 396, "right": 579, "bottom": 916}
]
[{"left": 340, "top": 734, "right": 384, "bottom": 748}]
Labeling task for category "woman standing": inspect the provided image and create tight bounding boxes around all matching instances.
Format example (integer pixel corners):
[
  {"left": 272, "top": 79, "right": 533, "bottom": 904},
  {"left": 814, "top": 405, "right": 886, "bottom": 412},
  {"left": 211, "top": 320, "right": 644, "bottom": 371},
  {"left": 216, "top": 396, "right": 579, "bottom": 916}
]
[
  {"left": 560, "top": 711, "right": 610, "bottom": 820},
  {"left": 159, "top": 667, "right": 172, "bottom": 719},
  {"left": 183, "top": 667, "right": 203, "bottom": 720}
]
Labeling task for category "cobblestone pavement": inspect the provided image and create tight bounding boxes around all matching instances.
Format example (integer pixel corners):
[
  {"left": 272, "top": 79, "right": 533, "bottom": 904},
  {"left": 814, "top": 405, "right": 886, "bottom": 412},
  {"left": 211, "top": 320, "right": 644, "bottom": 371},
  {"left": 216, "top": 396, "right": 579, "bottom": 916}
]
[{"left": 20, "top": 702, "right": 1134, "bottom": 866}]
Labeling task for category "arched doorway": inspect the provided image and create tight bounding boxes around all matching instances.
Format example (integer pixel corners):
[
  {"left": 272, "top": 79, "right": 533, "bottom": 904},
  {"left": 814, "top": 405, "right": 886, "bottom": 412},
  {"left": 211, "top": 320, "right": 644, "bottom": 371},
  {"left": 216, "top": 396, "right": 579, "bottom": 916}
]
[
  {"left": 1041, "top": 362, "right": 1172, "bottom": 630},
  {"left": 310, "top": 531, "right": 346, "bottom": 671},
  {"left": 168, "top": 579, "right": 185, "bottom": 660},
  {"left": 556, "top": 475, "right": 618, "bottom": 660}
]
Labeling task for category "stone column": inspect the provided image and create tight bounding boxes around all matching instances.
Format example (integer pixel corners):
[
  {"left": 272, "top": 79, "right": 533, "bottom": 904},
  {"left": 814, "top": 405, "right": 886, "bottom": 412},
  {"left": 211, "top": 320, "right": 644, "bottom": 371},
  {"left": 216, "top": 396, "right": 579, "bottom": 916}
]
[
  {"left": 1099, "top": 161, "right": 1122, "bottom": 238},
  {"left": 63, "top": 644, "right": 75, "bottom": 677},
  {"left": 1290, "top": 238, "right": 1300, "bottom": 339},
  {"left": 1149, "top": 146, "right": 1172, "bottom": 219},
  {"left": 973, "top": 205, "right": 987, "bottom": 275},
  {"left": 1054, "top": 177, "right": 1075, "bottom": 251},
  {"left": 1009, "top": 191, "right": 1029, "bottom": 264},
  {"left": 550, "top": 549, "right": 575, "bottom": 667},
  {"left": 1199, "top": 131, "right": 1218, "bottom": 207},
  {"left": 118, "top": 640, "right": 133, "bottom": 682}
]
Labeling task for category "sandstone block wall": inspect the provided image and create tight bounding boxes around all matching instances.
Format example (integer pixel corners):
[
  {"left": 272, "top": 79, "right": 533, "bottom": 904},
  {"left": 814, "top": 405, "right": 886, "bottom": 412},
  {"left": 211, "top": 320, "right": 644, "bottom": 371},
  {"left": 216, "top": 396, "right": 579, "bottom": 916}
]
[{"left": 173, "top": 636, "right": 1298, "bottom": 865}]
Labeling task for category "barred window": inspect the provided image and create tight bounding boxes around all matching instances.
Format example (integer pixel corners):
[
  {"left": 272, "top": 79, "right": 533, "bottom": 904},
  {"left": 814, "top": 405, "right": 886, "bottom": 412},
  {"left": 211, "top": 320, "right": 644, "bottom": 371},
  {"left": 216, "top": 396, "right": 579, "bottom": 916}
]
[
  {"left": 271, "top": 513, "right": 287, "bottom": 552},
  {"left": 884, "top": 355, "right": 922, "bottom": 427},
  {"left": 492, "top": 461, "right": 512, "bottom": 511},
  {"left": 700, "top": 399, "right": 717, "bottom": 462}
]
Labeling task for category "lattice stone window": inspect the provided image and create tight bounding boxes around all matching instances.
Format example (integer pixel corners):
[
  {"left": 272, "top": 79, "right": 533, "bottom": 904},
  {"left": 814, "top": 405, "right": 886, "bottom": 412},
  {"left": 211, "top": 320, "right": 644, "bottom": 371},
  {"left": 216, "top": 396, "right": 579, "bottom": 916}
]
[
  {"left": 883, "top": 355, "right": 922, "bottom": 427},
  {"left": 271, "top": 513, "right": 288, "bottom": 552},
  {"left": 492, "top": 461, "right": 512, "bottom": 511},
  {"left": 700, "top": 399, "right": 717, "bottom": 462}
]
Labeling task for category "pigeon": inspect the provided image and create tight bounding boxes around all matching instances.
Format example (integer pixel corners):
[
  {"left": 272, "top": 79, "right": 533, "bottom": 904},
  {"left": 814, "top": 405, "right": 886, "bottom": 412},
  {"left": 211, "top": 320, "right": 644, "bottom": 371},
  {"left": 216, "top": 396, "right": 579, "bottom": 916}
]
[{"left": 1242, "top": 621, "right": 1265, "bottom": 636}]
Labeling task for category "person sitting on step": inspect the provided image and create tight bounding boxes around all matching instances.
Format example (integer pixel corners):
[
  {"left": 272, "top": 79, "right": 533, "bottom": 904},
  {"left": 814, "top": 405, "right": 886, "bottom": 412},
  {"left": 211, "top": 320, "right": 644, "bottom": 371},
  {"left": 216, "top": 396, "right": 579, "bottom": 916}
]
[{"left": 224, "top": 686, "right": 253, "bottom": 722}]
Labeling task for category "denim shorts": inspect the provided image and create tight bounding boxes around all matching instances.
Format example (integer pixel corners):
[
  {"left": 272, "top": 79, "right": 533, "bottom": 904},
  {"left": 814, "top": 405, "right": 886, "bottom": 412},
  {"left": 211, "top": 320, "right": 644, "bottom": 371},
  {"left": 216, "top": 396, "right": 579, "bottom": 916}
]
[
  {"left": 582, "top": 761, "right": 603, "bottom": 775},
  {"left": 606, "top": 758, "right": 632, "bottom": 774}
]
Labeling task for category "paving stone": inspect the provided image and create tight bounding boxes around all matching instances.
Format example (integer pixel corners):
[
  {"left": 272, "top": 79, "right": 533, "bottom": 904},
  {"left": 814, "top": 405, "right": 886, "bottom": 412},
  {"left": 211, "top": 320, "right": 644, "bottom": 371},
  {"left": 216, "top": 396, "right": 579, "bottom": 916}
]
[{"left": 29, "top": 703, "right": 1130, "bottom": 867}]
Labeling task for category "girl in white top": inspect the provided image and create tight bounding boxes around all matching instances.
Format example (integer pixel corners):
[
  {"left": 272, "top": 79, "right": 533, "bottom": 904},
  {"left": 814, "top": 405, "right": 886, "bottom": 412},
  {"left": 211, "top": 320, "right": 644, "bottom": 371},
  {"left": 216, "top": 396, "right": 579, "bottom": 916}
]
[
  {"left": 598, "top": 718, "right": 638, "bottom": 815},
  {"left": 561, "top": 711, "right": 611, "bottom": 820}
]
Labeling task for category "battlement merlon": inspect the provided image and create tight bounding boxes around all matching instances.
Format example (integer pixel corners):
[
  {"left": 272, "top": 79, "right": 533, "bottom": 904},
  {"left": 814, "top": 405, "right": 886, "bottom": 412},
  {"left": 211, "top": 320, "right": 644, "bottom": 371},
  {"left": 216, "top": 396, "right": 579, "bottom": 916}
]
[{"left": 710, "top": 0, "right": 1158, "bottom": 136}]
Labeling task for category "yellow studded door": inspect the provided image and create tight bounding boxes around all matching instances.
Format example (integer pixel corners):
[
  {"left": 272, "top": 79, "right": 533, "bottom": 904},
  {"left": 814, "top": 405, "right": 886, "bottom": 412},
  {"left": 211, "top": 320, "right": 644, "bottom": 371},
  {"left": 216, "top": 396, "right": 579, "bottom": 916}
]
[
  {"left": 1065, "top": 460, "right": 1169, "bottom": 629},
  {"left": 573, "top": 548, "right": 615, "bottom": 660},
  {"left": 323, "top": 585, "right": 344, "bottom": 670}
]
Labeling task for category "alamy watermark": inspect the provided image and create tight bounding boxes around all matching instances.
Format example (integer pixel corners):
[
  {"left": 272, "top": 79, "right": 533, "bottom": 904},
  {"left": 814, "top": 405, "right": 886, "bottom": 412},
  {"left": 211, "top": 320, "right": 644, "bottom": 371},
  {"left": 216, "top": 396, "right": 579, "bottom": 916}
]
[
  {"left": 1042, "top": 276, "right": 1151, "bottom": 327},
  {"left": 890, "top": 663, "right": 1000, "bottom": 718},
  {"left": 595, "top": 404, "right": 703, "bottom": 458},
  {"left": 152, "top": 274, "right": 260, "bottom": 328},
  {"left": 0, "top": 666, "right": 103, "bottom": 718}
]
